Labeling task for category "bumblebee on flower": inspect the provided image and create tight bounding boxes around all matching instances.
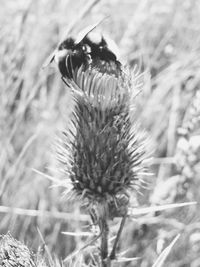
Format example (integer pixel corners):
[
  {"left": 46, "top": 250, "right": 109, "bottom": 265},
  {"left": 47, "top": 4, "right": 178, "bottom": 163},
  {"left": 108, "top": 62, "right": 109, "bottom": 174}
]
[{"left": 54, "top": 23, "right": 148, "bottom": 264}]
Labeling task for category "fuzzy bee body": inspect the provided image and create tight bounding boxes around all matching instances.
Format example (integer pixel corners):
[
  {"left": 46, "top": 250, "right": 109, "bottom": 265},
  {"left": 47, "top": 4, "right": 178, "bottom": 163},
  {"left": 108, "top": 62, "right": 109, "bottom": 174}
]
[
  {"left": 53, "top": 25, "right": 121, "bottom": 79},
  {"left": 83, "top": 33, "right": 122, "bottom": 76},
  {"left": 81, "top": 32, "right": 118, "bottom": 62},
  {"left": 55, "top": 37, "right": 89, "bottom": 79}
]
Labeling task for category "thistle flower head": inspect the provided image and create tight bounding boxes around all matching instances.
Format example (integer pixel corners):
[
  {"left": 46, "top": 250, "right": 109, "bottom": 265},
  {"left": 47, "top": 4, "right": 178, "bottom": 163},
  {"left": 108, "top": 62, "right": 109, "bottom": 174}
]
[
  {"left": 59, "top": 66, "right": 148, "bottom": 219},
  {"left": 0, "top": 234, "right": 35, "bottom": 267}
]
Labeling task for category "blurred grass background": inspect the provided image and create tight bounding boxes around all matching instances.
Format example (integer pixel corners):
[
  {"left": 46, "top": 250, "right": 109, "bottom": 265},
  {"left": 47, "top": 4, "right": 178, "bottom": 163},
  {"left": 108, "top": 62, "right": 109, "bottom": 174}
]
[{"left": 1, "top": 0, "right": 200, "bottom": 266}]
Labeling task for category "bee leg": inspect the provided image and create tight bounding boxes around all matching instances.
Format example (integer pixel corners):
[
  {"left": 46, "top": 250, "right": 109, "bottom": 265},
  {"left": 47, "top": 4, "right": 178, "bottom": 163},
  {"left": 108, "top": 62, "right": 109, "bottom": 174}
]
[
  {"left": 61, "top": 76, "right": 70, "bottom": 87},
  {"left": 66, "top": 55, "right": 74, "bottom": 79}
]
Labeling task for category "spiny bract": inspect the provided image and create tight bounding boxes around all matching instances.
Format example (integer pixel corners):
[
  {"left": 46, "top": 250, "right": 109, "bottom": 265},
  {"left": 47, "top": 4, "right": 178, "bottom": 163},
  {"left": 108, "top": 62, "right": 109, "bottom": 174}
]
[{"left": 0, "top": 234, "right": 35, "bottom": 267}]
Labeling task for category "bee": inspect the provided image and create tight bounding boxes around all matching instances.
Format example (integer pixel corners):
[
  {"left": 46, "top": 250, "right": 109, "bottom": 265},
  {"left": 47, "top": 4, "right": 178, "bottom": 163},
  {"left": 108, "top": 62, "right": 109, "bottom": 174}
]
[
  {"left": 80, "top": 29, "right": 121, "bottom": 76},
  {"left": 44, "top": 22, "right": 121, "bottom": 80}
]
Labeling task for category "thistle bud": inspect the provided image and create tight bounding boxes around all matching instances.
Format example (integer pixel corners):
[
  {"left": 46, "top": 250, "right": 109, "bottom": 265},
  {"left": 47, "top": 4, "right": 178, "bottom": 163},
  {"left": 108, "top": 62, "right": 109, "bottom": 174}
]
[
  {"left": 59, "top": 66, "right": 148, "bottom": 221},
  {"left": 0, "top": 234, "right": 35, "bottom": 267}
]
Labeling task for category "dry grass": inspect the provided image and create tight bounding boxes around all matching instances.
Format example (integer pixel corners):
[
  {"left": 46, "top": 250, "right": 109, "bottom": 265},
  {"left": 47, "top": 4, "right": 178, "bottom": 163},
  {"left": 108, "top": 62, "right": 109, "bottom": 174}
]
[{"left": 1, "top": 0, "right": 200, "bottom": 266}]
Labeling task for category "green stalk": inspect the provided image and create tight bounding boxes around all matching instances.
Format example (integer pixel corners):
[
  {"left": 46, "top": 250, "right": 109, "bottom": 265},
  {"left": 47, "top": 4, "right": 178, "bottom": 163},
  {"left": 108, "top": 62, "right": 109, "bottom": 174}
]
[{"left": 100, "top": 216, "right": 110, "bottom": 267}]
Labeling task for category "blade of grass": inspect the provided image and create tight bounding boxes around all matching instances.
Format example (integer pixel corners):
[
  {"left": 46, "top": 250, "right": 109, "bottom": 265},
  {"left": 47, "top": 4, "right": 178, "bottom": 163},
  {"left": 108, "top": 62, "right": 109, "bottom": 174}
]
[
  {"left": 152, "top": 234, "right": 180, "bottom": 267},
  {"left": 129, "top": 202, "right": 197, "bottom": 216},
  {"left": 0, "top": 206, "right": 89, "bottom": 221}
]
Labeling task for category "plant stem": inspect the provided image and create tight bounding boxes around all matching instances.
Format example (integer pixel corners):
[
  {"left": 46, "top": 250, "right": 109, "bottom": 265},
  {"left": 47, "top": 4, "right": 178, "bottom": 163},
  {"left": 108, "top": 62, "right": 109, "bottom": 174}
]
[
  {"left": 100, "top": 217, "right": 110, "bottom": 267},
  {"left": 109, "top": 211, "right": 128, "bottom": 260}
]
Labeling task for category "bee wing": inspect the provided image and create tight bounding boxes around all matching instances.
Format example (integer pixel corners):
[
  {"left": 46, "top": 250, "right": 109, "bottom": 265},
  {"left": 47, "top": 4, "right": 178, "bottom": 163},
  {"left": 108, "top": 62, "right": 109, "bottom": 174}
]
[
  {"left": 42, "top": 51, "right": 56, "bottom": 69},
  {"left": 41, "top": 60, "right": 59, "bottom": 76},
  {"left": 41, "top": 23, "right": 92, "bottom": 69},
  {"left": 102, "top": 33, "right": 120, "bottom": 60},
  {"left": 75, "top": 17, "right": 108, "bottom": 45},
  {"left": 42, "top": 17, "right": 109, "bottom": 68}
]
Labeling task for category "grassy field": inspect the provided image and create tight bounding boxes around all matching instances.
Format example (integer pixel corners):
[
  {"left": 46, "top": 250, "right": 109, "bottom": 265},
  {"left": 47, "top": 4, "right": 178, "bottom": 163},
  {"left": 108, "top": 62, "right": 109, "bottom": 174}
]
[{"left": 1, "top": 0, "right": 200, "bottom": 266}]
